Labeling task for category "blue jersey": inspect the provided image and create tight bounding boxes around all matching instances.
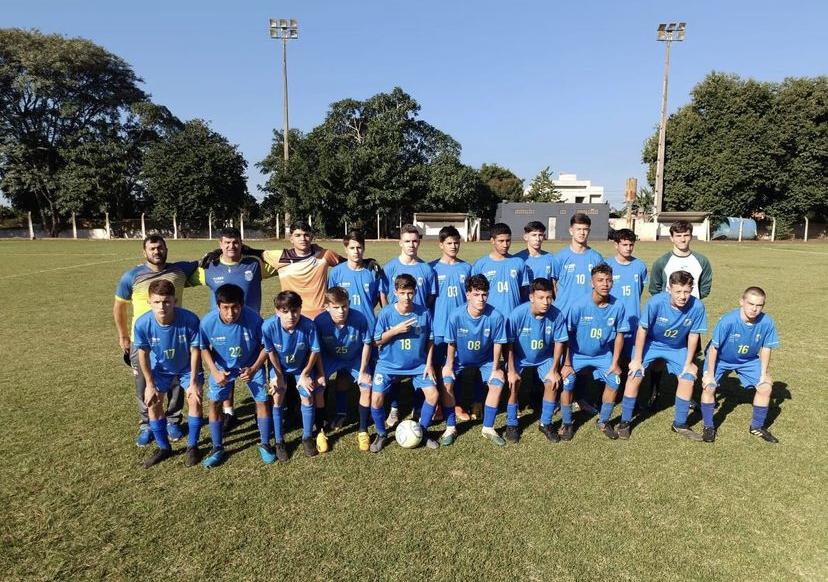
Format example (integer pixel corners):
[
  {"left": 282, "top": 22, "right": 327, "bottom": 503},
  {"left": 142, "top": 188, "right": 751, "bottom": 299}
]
[
  {"left": 471, "top": 254, "right": 531, "bottom": 317},
  {"left": 515, "top": 249, "right": 556, "bottom": 282},
  {"left": 567, "top": 295, "right": 630, "bottom": 357},
  {"left": 314, "top": 309, "right": 372, "bottom": 366},
  {"left": 429, "top": 259, "right": 472, "bottom": 341},
  {"left": 262, "top": 315, "right": 321, "bottom": 375},
  {"left": 373, "top": 304, "right": 433, "bottom": 374},
  {"left": 710, "top": 308, "right": 779, "bottom": 365},
  {"left": 327, "top": 262, "right": 384, "bottom": 328},
  {"left": 606, "top": 257, "right": 648, "bottom": 332},
  {"left": 199, "top": 307, "right": 263, "bottom": 370},
  {"left": 381, "top": 258, "right": 438, "bottom": 307},
  {"left": 133, "top": 307, "right": 201, "bottom": 376},
  {"left": 508, "top": 302, "right": 569, "bottom": 367},
  {"left": 193, "top": 257, "right": 267, "bottom": 313},
  {"left": 552, "top": 247, "right": 605, "bottom": 315},
  {"left": 641, "top": 293, "right": 707, "bottom": 350},
  {"left": 444, "top": 304, "right": 508, "bottom": 368}
]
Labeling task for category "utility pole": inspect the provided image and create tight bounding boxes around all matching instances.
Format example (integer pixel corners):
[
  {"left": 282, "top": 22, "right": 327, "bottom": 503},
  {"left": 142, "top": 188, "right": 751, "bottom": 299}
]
[{"left": 269, "top": 18, "right": 299, "bottom": 163}]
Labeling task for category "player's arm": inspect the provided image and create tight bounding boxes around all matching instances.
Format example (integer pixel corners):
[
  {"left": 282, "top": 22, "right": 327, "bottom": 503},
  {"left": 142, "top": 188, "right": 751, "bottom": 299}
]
[
  {"left": 442, "top": 342, "right": 456, "bottom": 381},
  {"left": 241, "top": 347, "right": 268, "bottom": 380},
  {"left": 491, "top": 342, "right": 506, "bottom": 384},
  {"left": 299, "top": 352, "right": 319, "bottom": 390},
  {"left": 648, "top": 256, "right": 666, "bottom": 296},
  {"left": 683, "top": 332, "right": 700, "bottom": 375},
  {"left": 313, "top": 350, "right": 327, "bottom": 388},
  {"left": 697, "top": 254, "right": 713, "bottom": 299},
  {"left": 113, "top": 299, "right": 131, "bottom": 353},
  {"left": 609, "top": 332, "right": 624, "bottom": 375},
  {"left": 201, "top": 348, "right": 229, "bottom": 386},
  {"left": 187, "top": 347, "right": 202, "bottom": 404},
  {"left": 758, "top": 347, "right": 772, "bottom": 386},
  {"left": 267, "top": 350, "right": 287, "bottom": 393},
  {"left": 358, "top": 343, "right": 372, "bottom": 387},
  {"left": 137, "top": 347, "right": 158, "bottom": 405},
  {"left": 549, "top": 340, "right": 566, "bottom": 387},
  {"left": 628, "top": 326, "right": 648, "bottom": 375},
  {"left": 702, "top": 344, "right": 718, "bottom": 387},
  {"left": 376, "top": 318, "right": 416, "bottom": 346},
  {"left": 423, "top": 341, "right": 435, "bottom": 380},
  {"left": 506, "top": 340, "right": 520, "bottom": 390}
]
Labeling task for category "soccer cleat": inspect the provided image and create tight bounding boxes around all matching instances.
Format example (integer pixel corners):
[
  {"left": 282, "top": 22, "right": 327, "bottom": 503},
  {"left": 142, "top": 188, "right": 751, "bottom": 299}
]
[
  {"left": 439, "top": 429, "right": 457, "bottom": 447},
  {"left": 222, "top": 413, "right": 238, "bottom": 434},
  {"left": 167, "top": 422, "right": 184, "bottom": 442},
  {"left": 143, "top": 447, "right": 171, "bottom": 469},
  {"left": 702, "top": 426, "right": 717, "bottom": 443},
  {"left": 481, "top": 427, "right": 506, "bottom": 447},
  {"left": 385, "top": 407, "right": 400, "bottom": 429},
  {"left": 202, "top": 447, "right": 226, "bottom": 469},
  {"left": 424, "top": 434, "right": 440, "bottom": 450},
  {"left": 597, "top": 421, "right": 619, "bottom": 440},
  {"left": 136, "top": 427, "right": 154, "bottom": 447},
  {"left": 330, "top": 413, "right": 347, "bottom": 431},
  {"left": 538, "top": 423, "right": 560, "bottom": 443},
  {"left": 558, "top": 423, "right": 574, "bottom": 442},
  {"left": 316, "top": 430, "right": 329, "bottom": 454},
  {"left": 258, "top": 443, "right": 277, "bottom": 464},
  {"left": 274, "top": 442, "right": 289, "bottom": 462},
  {"left": 505, "top": 425, "right": 521, "bottom": 444},
  {"left": 184, "top": 446, "right": 201, "bottom": 467},
  {"left": 455, "top": 406, "right": 471, "bottom": 422},
  {"left": 357, "top": 431, "right": 371, "bottom": 452},
  {"left": 616, "top": 421, "right": 631, "bottom": 440},
  {"left": 303, "top": 437, "right": 319, "bottom": 457},
  {"left": 369, "top": 434, "right": 389, "bottom": 453},
  {"left": 470, "top": 402, "right": 483, "bottom": 420},
  {"left": 688, "top": 399, "right": 699, "bottom": 412},
  {"left": 575, "top": 400, "right": 598, "bottom": 416},
  {"left": 749, "top": 426, "right": 779, "bottom": 444},
  {"left": 671, "top": 423, "right": 704, "bottom": 442}
]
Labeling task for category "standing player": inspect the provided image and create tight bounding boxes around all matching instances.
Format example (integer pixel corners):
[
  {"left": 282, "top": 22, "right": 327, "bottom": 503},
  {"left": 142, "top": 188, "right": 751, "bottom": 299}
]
[
  {"left": 471, "top": 223, "right": 531, "bottom": 317},
  {"left": 606, "top": 229, "right": 648, "bottom": 378},
  {"left": 370, "top": 274, "right": 438, "bottom": 452},
  {"left": 315, "top": 287, "right": 374, "bottom": 448},
  {"left": 560, "top": 264, "right": 629, "bottom": 441},
  {"left": 649, "top": 220, "right": 713, "bottom": 299},
  {"left": 113, "top": 234, "right": 198, "bottom": 446},
  {"left": 199, "top": 284, "right": 270, "bottom": 468},
  {"left": 506, "top": 278, "right": 568, "bottom": 443},
  {"left": 327, "top": 230, "right": 385, "bottom": 329},
  {"left": 701, "top": 287, "right": 780, "bottom": 443},
  {"left": 441, "top": 275, "right": 509, "bottom": 447},
  {"left": 617, "top": 271, "right": 708, "bottom": 441},
  {"left": 133, "top": 280, "right": 203, "bottom": 468},
  {"left": 515, "top": 221, "right": 556, "bottom": 282}
]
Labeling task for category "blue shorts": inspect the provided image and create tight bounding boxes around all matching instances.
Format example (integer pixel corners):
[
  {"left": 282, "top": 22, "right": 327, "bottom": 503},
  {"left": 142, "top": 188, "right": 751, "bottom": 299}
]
[
  {"left": 444, "top": 361, "right": 504, "bottom": 388},
  {"left": 705, "top": 359, "right": 762, "bottom": 390},
  {"left": 153, "top": 371, "right": 203, "bottom": 393},
  {"left": 207, "top": 367, "right": 268, "bottom": 403},
  {"left": 514, "top": 359, "right": 556, "bottom": 386},
  {"left": 372, "top": 367, "right": 436, "bottom": 394},
  {"left": 323, "top": 360, "right": 372, "bottom": 391},
  {"left": 562, "top": 353, "right": 621, "bottom": 391},
  {"left": 636, "top": 344, "right": 695, "bottom": 382}
]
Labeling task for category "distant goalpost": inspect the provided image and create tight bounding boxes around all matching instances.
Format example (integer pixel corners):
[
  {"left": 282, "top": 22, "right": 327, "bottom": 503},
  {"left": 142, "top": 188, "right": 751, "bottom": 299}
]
[{"left": 412, "top": 212, "right": 480, "bottom": 241}]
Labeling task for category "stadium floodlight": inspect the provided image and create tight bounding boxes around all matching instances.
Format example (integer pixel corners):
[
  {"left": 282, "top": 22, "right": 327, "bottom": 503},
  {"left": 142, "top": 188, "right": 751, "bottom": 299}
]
[
  {"left": 653, "top": 21, "right": 686, "bottom": 221},
  {"left": 269, "top": 18, "right": 299, "bottom": 162}
]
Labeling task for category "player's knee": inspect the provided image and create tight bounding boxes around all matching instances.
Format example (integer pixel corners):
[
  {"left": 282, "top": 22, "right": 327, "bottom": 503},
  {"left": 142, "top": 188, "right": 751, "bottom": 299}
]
[{"left": 756, "top": 380, "right": 772, "bottom": 396}]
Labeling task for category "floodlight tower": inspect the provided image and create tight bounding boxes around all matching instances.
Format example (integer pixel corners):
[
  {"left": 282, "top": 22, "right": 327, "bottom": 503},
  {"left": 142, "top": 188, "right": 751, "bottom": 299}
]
[
  {"left": 653, "top": 22, "right": 686, "bottom": 220},
  {"left": 269, "top": 18, "right": 299, "bottom": 162}
]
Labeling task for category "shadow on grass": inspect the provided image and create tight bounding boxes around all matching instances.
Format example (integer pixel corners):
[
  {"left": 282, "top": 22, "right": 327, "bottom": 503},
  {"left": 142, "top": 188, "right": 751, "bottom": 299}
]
[{"left": 712, "top": 379, "right": 791, "bottom": 428}]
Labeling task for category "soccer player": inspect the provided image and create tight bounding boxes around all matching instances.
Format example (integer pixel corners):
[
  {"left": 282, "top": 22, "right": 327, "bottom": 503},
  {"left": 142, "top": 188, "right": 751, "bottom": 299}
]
[
  {"left": 471, "top": 223, "right": 530, "bottom": 317},
  {"left": 113, "top": 234, "right": 198, "bottom": 446},
  {"left": 515, "top": 221, "right": 556, "bottom": 282},
  {"left": 327, "top": 230, "right": 385, "bottom": 329},
  {"left": 507, "top": 278, "right": 568, "bottom": 442},
  {"left": 370, "top": 274, "right": 438, "bottom": 452},
  {"left": 442, "top": 275, "right": 509, "bottom": 446},
  {"left": 701, "top": 287, "right": 780, "bottom": 443},
  {"left": 315, "top": 287, "right": 374, "bottom": 449},
  {"left": 617, "top": 271, "right": 708, "bottom": 441},
  {"left": 199, "top": 284, "right": 270, "bottom": 468},
  {"left": 560, "top": 264, "right": 629, "bottom": 441},
  {"left": 606, "top": 229, "right": 648, "bottom": 364},
  {"left": 649, "top": 220, "right": 713, "bottom": 300},
  {"left": 263, "top": 291, "right": 325, "bottom": 459},
  {"left": 133, "top": 280, "right": 203, "bottom": 468}
]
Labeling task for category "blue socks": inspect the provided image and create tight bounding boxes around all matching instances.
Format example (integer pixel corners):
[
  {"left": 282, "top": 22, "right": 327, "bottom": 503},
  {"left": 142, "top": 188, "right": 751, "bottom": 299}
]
[
  {"left": 371, "top": 406, "right": 387, "bottom": 437},
  {"left": 335, "top": 390, "right": 348, "bottom": 416},
  {"left": 301, "top": 404, "right": 314, "bottom": 439},
  {"left": 674, "top": 396, "right": 691, "bottom": 426},
  {"left": 209, "top": 420, "right": 223, "bottom": 449},
  {"left": 540, "top": 399, "right": 556, "bottom": 426},
  {"left": 599, "top": 402, "right": 614, "bottom": 424},
  {"left": 751, "top": 405, "right": 769, "bottom": 429},
  {"left": 149, "top": 418, "right": 170, "bottom": 450},
  {"left": 358, "top": 404, "right": 371, "bottom": 432},
  {"left": 483, "top": 404, "right": 497, "bottom": 429},
  {"left": 256, "top": 416, "right": 272, "bottom": 445},
  {"left": 621, "top": 396, "right": 637, "bottom": 422},
  {"left": 701, "top": 402, "right": 715, "bottom": 428},
  {"left": 272, "top": 406, "right": 284, "bottom": 443},
  {"left": 561, "top": 404, "right": 573, "bottom": 426},
  {"left": 506, "top": 403, "right": 519, "bottom": 427},
  {"left": 187, "top": 415, "right": 202, "bottom": 448},
  {"left": 445, "top": 404, "right": 457, "bottom": 428}
]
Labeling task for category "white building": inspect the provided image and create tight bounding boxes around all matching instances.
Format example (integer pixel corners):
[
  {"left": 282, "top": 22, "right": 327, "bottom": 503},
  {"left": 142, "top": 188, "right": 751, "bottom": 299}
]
[{"left": 551, "top": 173, "right": 604, "bottom": 204}]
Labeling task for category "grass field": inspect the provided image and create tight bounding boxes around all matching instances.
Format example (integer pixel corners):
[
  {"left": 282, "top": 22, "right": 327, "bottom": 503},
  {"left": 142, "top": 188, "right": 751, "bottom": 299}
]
[{"left": 1, "top": 237, "right": 826, "bottom": 581}]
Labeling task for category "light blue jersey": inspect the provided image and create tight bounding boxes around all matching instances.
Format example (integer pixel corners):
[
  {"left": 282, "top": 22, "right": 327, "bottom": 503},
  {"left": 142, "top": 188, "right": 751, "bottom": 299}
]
[
  {"left": 315, "top": 309, "right": 372, "bottom": 371},
  {"left": 444, "top": 304, "right": 508, "bottom": 368},
  {"left": 515, "top": 249, "right": 556, "bottom": 282},
  {"left": 373, "top": 303, "right": 433, "bottom": 375},
  {"left": 429, "top": 259, "right": 472, "bottom": 342},
  {"left": 381, "top": 258, "right": 437, "bottom": 307},
  {"left": 567, "top": 294, "right": 629, "bottom": 357},
  {"left": 471, "top": 254, "right": 530, "bottom": 317},
  {"left": 199, "top": 307, "right": 263, "bottom": 370},
  {"left": 552, "top": 247, "right": 604, "bottom": 315},
  {"left": 133, "top": 307, "right": 201, "bottom": 376},
  {"left": 194, "top": 257, "right": 267, "bottom": 313},
  {"left": 327, "top": 261, "right": 384, "bottom": 328},
  {"left": 507, "top": 302, "right": 568, "bottom": 368},
  {"left": 262, "top": 315, "right": 321, "bottom": 375},
  {"left": 641, "top": 292, "right": 707, "bottom": 350},
  {"left": 606, "top": 257, "right": 648, "bottom": 332},
  {"left": 710, "top": 308, "right": 779, "bottom": 365}
]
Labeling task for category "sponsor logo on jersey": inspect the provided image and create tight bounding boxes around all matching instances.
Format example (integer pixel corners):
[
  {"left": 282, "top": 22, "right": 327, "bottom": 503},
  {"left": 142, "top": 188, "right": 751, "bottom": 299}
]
[
  {"left": 564, "top": 264, "right": 576, "bottom": 273},
  {"left": 657, "top": 317, "right": 669, "bottom": 323},
  {"left": 485, "top": 270, "right": 497, "bottom": 278}
]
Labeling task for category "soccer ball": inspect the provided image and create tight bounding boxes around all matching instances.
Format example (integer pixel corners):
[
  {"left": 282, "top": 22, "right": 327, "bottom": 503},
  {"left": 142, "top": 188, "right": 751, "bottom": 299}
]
[{"left": 395, "top": 419, "right": 423, "bottom": 449}]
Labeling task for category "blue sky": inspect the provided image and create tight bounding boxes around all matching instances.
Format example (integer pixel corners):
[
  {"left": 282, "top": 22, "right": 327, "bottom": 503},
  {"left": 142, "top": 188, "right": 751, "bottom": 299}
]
[{"left": 5, "top": 0, "right": 827, "bottom": 207}]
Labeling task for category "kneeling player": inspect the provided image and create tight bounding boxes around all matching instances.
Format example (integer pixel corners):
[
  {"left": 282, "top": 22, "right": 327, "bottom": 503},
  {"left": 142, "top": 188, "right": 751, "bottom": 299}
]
[
  {"left": 442, "top": 274, "right": 509, "bottom": 446},
  {"left": 506, "top": 278, "right": 568, "bottom": 443},
  {"left": 134, "top": 280, "right": 203, "bottom": 468},
  {"left": 701, "top": 286, "right": 780, "bottom": 443},
  {"left": 617, "top": 271, "right": 707, "bottom": 440},
  {"left": 264, "top": 291, "right": 325, "bottom": 459},
  {"left": 561, "top": 264, "right": 629, "bottom": 441},
  {"left": 315, "top": 287, "right": 374, "bottom": 450},
  {"left": 371, "top": 274, "right": 437, "bottom": 452}
]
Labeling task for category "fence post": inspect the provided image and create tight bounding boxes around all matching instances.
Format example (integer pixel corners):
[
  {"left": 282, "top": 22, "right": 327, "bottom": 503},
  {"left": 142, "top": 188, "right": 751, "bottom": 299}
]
[
  {"left": 275, "top": 213, "right": 279, "bottom": 240},
  {"left": 738, "top": 218, "right": 744, "bottom": 242},
  {"left": 376, "top": 211, "right": 380, "bottom": 240},
  {"left": 804, "top": 217, "right": 809, "bottom": 242},
  {"left": 71, "top": 212, "right": 77, "bottom": 239},
  {"left": 345, "top": 220, "right": 348, "bottom": 236},
  {"left": 141, "top": 213, "right": 146, "bottom": 239},
  {"left": 105, "top": 212, "right": 111, "bottom": 239},
  {"left": 240, "top": 211, "right": 245, "bottom": 240},
  {"left": 308, "top": 215, "right": 312, "bottom": 229},
  {"left": 208, "top": 210, "right": 212, "bottom": 240},
  {"left": 173, "top": 213, "right": 178, "bottom": 240},
  {"left": 28, "top": 211, "right": 35, "bottom": 240},
  {"left": 771, "top": 217, "right": 776, "bottom": 242}
]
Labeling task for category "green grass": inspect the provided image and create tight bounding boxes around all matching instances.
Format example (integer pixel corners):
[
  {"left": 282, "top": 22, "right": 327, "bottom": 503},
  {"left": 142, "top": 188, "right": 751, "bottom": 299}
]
[{"left": 1, "top": 238, "right": 826, "bottom": 581}]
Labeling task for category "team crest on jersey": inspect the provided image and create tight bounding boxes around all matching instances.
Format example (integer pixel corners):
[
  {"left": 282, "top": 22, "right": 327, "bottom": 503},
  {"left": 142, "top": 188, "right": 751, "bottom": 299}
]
[
  {"left": 607, "top": 318, "right": 615, "bottom": 326},
  {"left": 756, "top": 333, "right": 762, "bottom": 341},
  {"left": 244, "top": 270, "right": 254, "bottom": 282},
  {"left": 417, "top": 277, "right": 424, "bottom": 286},
  {"left": 243, "top": 331, "right": 250, "bottom": 342},
  {"left": 683, "top": 318, "right": 692, "bottom": 327},
  {"left": 634, "top": 274, "right": 639, "bottom": 281},
  {"left": 363, "top": 283, "right": 370, "bottom": 291},
  {"left": 545, "top": 325, "right": 552, "bottom": 334},
  {"left": 459, "top": 275, "right": 466, "bottom": 282},
  {"left": 483, "top": 328, "right": 491, "bottom": 337},
  {"left": 510, "top": 269, "right": 517, "bottom": 278}
]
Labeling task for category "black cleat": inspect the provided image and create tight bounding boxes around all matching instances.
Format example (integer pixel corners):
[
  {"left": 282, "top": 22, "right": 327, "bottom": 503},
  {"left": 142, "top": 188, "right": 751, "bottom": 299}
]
[
  {"left": 274, "top": 442, "right": 289, "bottom": 462},
  {"left": 143, "top": 447, "right": 172, "bottom": 469},
  {"left": 184, "top": 446, "right": 201, "bottom": 467},
  {"left": 616, "top": 421, "right": 631, "bottom": 440},
  {"left": 749, "top": 426, "right": 779, "bottom": 444},
  {"left": 330, "top": 414, "right": 347, "bottom": 431},
  {"left": 505, "top": 425, "right": 521, "bottom": 444},
  {"left": 222, "top": 412, "right": 238, "bottom": 434},
  {"left": 538, "top": 423, "right": 560, "bottom": 443},
  {"left": 558, "top": 423, "right": 574, "bottom": 442},
  {"left": 597, "top": 421, "right": 619, "bottom": 440},
  {"left": 369, "top": 434, "right": 389, "bottom": 453},
  {"left": 702, "top": 426, "right": 717, "bottom": 443},
  {"left": 302, "top": 437, "right": 318, "bottom": 457},
  {"left": 671, "top": 423, "right": 703, "bottom": 442}
]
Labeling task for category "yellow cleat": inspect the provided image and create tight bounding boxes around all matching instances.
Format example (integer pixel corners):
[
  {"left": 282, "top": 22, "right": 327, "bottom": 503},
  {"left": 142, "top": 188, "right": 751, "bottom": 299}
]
[
  {"left": 316, "top": 430, "right": 329, "bottom": 454},
  {"left": 357, "top": 431, "right": 370, "bottom": 452}
]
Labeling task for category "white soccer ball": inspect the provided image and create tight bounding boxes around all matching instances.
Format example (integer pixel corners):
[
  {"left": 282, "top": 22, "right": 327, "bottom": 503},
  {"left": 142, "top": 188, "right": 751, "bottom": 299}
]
[{"left": 395, "top": 419, "right": 423, "bottom": 449}]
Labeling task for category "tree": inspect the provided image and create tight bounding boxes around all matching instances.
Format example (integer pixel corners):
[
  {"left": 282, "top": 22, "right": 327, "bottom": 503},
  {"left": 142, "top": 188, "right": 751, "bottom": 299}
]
[
  {"left": 525, "top": 166, "right": 561, "bottom": 202},
  {"left": 478, "top": 163, "right": 524, "bottom": 203},
  {"left": 141, "top": 119, "right": 252, "bottom": 234}
]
